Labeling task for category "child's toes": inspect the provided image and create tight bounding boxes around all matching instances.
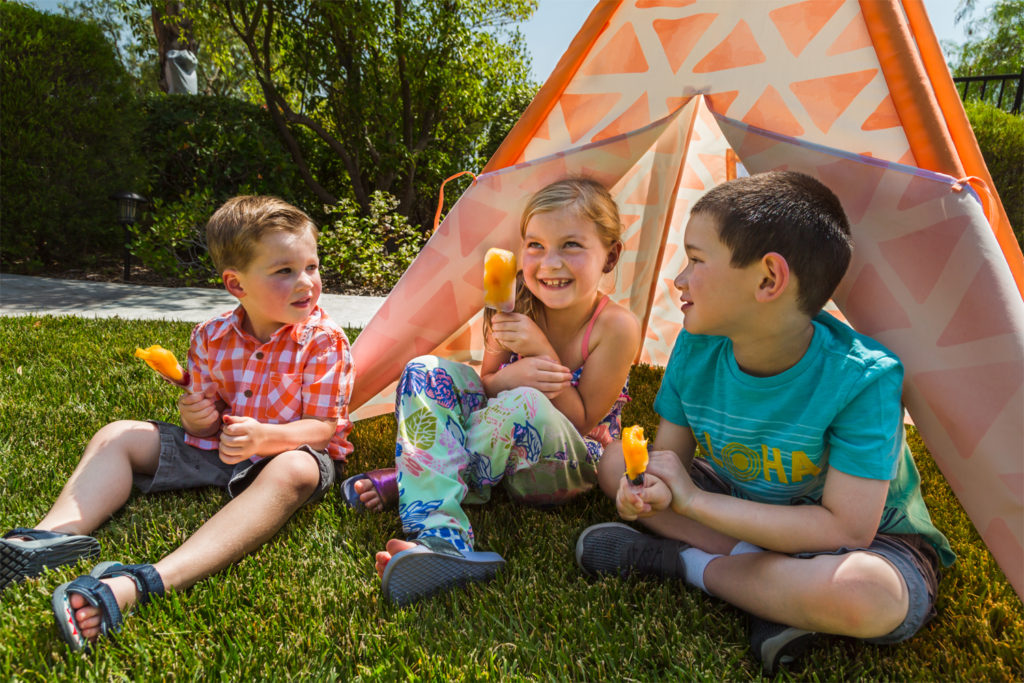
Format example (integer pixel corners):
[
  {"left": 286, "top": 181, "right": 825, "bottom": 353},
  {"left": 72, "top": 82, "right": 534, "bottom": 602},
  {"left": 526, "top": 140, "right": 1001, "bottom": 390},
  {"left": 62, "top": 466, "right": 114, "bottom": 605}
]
[{"left": 375, "top": 550, "right": 392, "bottom": 577}]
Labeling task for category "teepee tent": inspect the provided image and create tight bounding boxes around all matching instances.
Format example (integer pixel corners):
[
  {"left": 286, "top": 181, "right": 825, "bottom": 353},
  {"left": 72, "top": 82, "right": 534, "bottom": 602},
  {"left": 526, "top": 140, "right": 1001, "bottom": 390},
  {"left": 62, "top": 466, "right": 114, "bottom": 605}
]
[{"left": 349, "top": 0, "right": 1024, "bottom": 598}]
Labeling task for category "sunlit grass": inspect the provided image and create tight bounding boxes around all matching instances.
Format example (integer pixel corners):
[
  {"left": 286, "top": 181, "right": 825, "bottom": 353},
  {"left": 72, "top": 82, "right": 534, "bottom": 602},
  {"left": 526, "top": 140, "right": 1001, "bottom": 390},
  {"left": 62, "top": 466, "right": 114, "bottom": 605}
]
[{"left": 0, "top": 316, "right": 1020, "bottom": 680}]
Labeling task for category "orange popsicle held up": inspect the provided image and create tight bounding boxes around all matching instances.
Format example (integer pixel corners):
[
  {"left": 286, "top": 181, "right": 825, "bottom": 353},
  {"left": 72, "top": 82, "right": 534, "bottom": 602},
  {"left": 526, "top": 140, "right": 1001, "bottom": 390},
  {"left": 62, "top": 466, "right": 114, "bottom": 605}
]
[
  {"left": 134, "top": 345, "right": 189, "bottom": 386},
  {"left": 483, "top": 247, "right": 517, "bottom": 312},
  {"left": 622, "top": 425, "right": 649, "bottom": 487}
]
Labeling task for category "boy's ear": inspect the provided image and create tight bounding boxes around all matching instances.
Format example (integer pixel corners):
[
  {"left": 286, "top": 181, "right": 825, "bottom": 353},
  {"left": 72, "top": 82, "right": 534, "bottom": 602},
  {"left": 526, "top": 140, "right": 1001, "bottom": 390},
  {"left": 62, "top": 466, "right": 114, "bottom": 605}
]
[
  {"left": 603, "top": 241, "right": 623, "bottom": 273},
  {"left": 754, "top": 252, "right": 790, "bottom": 302},
  {"left": 222, "top": 270, "right": 246, "bottom": 298}
]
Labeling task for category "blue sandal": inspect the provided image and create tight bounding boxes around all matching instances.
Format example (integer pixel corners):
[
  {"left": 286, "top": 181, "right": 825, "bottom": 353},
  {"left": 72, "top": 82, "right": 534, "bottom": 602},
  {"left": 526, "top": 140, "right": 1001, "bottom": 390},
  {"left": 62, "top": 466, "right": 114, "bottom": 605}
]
[
  {"left": 51, "top": 561, "right": 164, "bottom": 652},
  {"left": 381, "top": 535, "right": 505, "bottom": 606},
  {"left": 1, "top": 527, "right": 100, "bottom": 592}
]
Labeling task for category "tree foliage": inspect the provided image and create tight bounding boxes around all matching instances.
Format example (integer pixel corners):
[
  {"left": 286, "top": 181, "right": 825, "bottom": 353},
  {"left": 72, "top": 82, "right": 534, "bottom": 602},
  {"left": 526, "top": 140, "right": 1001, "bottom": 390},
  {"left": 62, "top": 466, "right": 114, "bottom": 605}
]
[
  {"left": 947, "top": 0, "right": 1024, "bottom": 76},
  {"left": 210, "top": 0, "right": 537, "bottom": 227}
]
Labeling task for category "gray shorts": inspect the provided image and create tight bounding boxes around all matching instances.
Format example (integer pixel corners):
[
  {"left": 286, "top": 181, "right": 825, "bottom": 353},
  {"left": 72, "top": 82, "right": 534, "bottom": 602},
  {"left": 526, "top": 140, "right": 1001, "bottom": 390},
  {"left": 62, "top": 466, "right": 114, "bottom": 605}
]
[
  {"left": 690, "top": 457, "right": 940, "bottom": 644},
  {"left": 134, "top": 421, "right": 339, "bottom": 506}
]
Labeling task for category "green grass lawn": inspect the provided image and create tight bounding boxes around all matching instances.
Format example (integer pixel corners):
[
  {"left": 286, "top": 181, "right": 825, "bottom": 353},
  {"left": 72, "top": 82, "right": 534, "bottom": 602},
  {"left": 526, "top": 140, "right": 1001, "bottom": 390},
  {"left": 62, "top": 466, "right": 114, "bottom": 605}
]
[{"left": 1, "top": 316, "right": 1021, "bottom": 680}]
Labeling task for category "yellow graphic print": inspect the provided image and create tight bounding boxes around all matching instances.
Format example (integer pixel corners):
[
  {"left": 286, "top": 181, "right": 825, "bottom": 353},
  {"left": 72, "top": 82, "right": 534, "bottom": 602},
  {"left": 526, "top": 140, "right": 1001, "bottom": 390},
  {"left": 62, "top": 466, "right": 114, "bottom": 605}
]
[{"left": 703, "top": 432, "right": 822, "bottom": 483}]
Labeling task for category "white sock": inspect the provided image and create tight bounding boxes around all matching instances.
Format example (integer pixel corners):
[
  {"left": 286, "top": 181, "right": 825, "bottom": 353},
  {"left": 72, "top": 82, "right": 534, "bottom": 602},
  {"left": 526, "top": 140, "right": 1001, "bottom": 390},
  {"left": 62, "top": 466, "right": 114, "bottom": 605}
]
[
  {"left": 730, "top": 541, "right": 765, "bottom": 555},
  {"left": 680, "top": 548, "right": 720, "bottom": 594}
]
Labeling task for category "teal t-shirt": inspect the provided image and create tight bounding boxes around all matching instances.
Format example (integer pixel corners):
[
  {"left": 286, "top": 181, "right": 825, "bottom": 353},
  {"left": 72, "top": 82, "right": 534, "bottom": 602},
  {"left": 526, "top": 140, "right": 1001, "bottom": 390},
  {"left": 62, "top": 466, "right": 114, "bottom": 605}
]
[{"left": 654, "top": 312, "right": 954, "bottom": 566}]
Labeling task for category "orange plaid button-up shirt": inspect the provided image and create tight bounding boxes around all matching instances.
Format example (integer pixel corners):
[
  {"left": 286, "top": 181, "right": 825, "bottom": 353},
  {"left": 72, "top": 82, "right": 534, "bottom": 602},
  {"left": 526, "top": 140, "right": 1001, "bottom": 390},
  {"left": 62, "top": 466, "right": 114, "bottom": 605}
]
[{"left": 185, "top": 305, "right": 354, "bottom": 461}]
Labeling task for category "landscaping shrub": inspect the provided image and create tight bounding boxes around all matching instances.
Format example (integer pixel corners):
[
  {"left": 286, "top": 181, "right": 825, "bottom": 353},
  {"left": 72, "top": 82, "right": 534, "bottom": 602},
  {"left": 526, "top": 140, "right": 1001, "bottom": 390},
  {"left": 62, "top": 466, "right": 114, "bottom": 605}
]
[
  {"left": 964, "top": 100, "right": 1024, "bottom": 246},
  {"left": 130, "top": 95, "right": 322, "bottom": 284},
  {"left": 318, "top": 192, "right": 426, "bottom": 294},
  {"left": 0, "top": 3, "right": 142, "bottom": 271}
]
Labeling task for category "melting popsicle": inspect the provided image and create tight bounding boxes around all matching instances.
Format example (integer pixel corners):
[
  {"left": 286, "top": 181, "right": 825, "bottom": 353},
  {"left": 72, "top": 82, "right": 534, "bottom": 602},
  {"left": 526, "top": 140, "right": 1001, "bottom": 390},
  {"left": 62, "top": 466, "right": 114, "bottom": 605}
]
[
  {"left": 134, "top": 344, "right": 189, "bottom": 386},
  {"left": 483, "top": 247, "right": 517, "bottom": 312},
  {"left": 622, "top": 425, "right": 649, "bottom": 491}
]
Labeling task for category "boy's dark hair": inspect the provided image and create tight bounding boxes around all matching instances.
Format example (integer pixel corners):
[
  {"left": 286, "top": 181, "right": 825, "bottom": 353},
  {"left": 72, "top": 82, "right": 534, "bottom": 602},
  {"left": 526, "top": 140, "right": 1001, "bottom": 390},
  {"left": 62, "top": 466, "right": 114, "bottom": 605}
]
[
  {"left": 206, "top": 196, "right": 319, "bottom": 273},
  {"left": 691, "top": 171, "right": 851, "bottom": 315}
]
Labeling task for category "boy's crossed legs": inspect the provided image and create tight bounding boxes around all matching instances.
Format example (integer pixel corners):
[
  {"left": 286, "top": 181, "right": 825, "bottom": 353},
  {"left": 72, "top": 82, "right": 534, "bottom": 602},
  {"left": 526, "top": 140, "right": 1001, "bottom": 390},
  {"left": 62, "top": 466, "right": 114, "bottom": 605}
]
[
  {"left": 9, "top": 419, "right": 325, "bottom": 646},
  {"left": 578, "top": 444, "right": 938, "bottom": 672}
]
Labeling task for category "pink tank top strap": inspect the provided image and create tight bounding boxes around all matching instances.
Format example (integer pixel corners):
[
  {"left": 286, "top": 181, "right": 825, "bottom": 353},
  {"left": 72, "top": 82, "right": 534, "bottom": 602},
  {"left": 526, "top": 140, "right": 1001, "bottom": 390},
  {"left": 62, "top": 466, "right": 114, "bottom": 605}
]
[{"left": 580, "top": 295, "right": 611, "bottom": 363}]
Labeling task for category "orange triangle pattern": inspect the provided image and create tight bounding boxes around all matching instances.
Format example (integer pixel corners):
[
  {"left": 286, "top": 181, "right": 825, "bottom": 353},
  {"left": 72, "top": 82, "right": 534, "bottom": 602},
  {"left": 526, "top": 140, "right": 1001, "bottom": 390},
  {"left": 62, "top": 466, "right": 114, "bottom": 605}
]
[
  {"left": 827, "top": 14, "right": 873, "bottom": 56},
  {"left": 595, "top": 93, "right": 651, "bottom": 142},
  {"left": 579, "top": 22, "right": 649, "bottom": 76},
  {"left": 789, "top": 69, "right": 878, "bottom": 134},
  {"left": 742, "top": 86, "right": 804, "bottom": 136},
  {"left": 653, "top": 13, "right": 718, "bottom": 74},
  {"left": 559, "top": 93, "right": 623, "bottom": 143},
  {"left": 878, "top": 215, "right": 970, "bottom": 304},
  {"left": 862, "top": 94, "right": 902, "bottom": 131},
  {"left": 937, "top": 264, "right": 1019, "bottom": 347},
  {"left": 693, "top": 20, "right": 766, "bottom": 73},
  {"left": 769, "top": 0, "right": 844, "bottom": 57}
]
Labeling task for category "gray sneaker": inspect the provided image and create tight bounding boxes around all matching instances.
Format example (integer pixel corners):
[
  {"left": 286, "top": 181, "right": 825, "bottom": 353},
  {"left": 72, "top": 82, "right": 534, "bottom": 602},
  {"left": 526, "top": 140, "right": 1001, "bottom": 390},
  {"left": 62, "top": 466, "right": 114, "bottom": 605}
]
[
  {"left": 749, "top": 616, "right": 819, "bottom": 674},
  {"left": 1, "top": 528, "right": 100, "bottom": 592},
  {"left": 575, "top": 522, "right": 689, "bottom": 579}
]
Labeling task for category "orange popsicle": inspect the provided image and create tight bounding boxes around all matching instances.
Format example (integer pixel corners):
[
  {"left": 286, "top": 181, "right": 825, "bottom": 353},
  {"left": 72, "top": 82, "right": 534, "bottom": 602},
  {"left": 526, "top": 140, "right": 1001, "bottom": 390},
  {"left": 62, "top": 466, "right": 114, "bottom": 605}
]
[
  {"left": 483, "top": 247, "right": 517, "bottom": 312},
  {"left": 134, "top": 345, "right": 187, "bottom": 385},
  {"left": 622, "top": 425, "right": 649, "bottom": 485}
]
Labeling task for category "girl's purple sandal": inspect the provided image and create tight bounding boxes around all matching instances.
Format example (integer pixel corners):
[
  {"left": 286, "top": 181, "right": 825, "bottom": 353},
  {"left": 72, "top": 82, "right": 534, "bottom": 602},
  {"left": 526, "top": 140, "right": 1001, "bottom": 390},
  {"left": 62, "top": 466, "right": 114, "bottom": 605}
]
[
  {"left": 341, "top": 468, "right": 399, "bottom": 512},
  {"left": 51, "top": 561, "right": 164, "bottom": 653}
]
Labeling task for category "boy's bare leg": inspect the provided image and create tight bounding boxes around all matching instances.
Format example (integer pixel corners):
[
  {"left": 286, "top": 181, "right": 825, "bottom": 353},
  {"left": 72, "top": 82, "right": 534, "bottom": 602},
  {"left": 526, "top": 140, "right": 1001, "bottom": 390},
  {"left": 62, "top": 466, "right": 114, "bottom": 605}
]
[
  {"left": 33, "top": 420, "right": 160, "bottom": 535},
  {"left": 704, "top": 550, "right": 909, "bottom": 639},
  {"left": 68, "top": 448, "right": 321, "bottom": 641}
]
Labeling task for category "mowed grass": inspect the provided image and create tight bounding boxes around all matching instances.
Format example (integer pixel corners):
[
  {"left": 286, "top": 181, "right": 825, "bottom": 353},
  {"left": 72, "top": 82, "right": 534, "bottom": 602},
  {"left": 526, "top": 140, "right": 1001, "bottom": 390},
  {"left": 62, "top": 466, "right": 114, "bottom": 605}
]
[{"left": 0, "top": 315, "right": 1020, "bottom": 680}]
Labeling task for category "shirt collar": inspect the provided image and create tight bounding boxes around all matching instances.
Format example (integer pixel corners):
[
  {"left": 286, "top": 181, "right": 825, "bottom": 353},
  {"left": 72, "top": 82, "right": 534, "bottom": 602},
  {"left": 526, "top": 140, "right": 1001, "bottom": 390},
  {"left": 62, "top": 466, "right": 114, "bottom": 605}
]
[{"left": 208, "top": 304, "right": 324, "bottom": 344}]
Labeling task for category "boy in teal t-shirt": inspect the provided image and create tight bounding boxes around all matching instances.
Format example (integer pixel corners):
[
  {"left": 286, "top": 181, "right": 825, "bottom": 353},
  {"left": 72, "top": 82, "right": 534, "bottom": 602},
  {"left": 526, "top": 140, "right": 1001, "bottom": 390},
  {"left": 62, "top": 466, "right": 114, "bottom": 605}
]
[{"left": 575, "top": 171, "right": 953, "bottom": 674}]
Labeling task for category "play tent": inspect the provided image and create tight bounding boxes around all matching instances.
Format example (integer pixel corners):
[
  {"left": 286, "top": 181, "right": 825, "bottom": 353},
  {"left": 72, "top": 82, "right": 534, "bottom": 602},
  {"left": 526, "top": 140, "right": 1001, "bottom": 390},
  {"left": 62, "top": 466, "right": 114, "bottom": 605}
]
[{"left": 349, "top": 0, "right": 1024, "bottom": 598}]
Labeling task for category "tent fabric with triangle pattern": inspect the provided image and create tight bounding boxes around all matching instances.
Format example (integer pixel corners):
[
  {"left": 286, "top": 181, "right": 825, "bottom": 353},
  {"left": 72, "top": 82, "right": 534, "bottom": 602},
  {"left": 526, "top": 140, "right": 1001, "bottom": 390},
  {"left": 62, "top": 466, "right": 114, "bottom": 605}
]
[{"left": 348, "top": 0, "right": 1024, "bottom": 599}]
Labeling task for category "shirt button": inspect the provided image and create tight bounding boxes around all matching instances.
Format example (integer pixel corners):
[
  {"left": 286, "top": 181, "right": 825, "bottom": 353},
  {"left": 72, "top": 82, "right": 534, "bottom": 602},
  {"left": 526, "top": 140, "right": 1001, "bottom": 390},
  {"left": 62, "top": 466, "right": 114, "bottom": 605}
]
[
  {"left": 244, "top": 389, "right": 253, "bottom": 397},
  {"left": 255, "top": 352, "right": 264, "bottom": 360}
]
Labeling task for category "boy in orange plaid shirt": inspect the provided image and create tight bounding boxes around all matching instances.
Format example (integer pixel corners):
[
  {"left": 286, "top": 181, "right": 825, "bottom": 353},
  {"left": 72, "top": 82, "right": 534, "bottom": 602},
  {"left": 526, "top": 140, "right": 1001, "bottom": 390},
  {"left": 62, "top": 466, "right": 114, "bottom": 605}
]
[{"left": 0, "top": 196, "right": 354, "bottom": 652}]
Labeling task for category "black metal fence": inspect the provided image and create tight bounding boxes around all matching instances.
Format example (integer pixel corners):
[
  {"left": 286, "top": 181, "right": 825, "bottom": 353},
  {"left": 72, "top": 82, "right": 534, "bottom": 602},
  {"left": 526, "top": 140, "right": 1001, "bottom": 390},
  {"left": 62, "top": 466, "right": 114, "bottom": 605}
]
[{"left": 953, "top": 70, "right": 1024, "bottom": 114}]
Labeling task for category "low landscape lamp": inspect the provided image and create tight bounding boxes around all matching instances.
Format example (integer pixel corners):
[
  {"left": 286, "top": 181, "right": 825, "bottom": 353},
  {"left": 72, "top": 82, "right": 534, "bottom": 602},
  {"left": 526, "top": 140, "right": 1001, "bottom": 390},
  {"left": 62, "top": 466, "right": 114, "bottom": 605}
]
[{"left": 109, "top": 191, "right": 147, "bottom": 281}]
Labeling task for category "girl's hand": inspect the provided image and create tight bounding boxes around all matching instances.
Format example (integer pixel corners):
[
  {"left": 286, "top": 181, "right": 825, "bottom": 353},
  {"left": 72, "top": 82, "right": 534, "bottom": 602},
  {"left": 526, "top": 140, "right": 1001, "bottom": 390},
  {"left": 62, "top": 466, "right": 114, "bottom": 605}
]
[
  {"left": 218, "top": 414, "right": 266, "bottom": 464},
  {"left": 645, "top": 449, "right": 700, "bottom": 515},
  {"left": 178, "top": 388, "right": 222, "bottom": 436},
  {"left": 616, "top": 473, "right": 673, "bottom": 520},
  {"left": 490, "top": 312, "right": 553, "bottom": 357},
  {"left": 498, "top": 355, "right": 572, "bottom": 398}
]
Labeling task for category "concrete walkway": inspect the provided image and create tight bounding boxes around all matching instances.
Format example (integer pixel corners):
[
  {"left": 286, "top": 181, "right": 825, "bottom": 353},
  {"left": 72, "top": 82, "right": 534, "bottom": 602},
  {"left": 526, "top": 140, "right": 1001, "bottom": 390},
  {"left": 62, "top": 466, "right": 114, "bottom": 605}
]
[{"left": 0, "top": 273, "right": 386, "bottom": 328}]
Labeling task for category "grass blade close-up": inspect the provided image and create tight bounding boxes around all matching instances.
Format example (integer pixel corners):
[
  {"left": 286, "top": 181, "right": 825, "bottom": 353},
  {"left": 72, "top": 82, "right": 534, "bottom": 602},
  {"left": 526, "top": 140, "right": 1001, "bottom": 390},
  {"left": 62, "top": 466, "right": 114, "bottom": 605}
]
[{"left": 0, "top": 316, "right": 1021, "bottom": 680}]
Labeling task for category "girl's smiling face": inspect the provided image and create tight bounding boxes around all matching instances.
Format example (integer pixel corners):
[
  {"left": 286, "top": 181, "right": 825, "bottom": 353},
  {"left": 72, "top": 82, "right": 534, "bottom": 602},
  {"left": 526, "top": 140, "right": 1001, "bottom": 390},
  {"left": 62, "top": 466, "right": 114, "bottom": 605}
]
[{"left": 520, "top": 208, "right": 613, "bottom": 311}]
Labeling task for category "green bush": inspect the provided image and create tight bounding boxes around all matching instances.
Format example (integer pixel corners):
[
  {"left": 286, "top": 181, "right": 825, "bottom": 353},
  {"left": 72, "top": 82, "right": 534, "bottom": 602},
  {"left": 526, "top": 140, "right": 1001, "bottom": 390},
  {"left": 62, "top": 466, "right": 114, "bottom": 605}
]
[
  {"left": 0, "top": 3, "right": 142, "bottom": 270},
  {"left": 131, "top": 95, "right": 322, "bottom": 284},
  {"left": 964, "top": 100, "right": 1024, "bottom": 246},
  {"left": 318, "top": 192, "right": 426, "bottom": 294}
]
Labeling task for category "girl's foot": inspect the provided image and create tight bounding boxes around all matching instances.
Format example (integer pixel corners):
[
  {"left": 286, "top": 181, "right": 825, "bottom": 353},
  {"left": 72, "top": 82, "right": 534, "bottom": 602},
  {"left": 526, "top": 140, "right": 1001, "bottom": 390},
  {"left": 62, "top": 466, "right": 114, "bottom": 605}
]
[
  {"left": 375, "top": 538, "right": 416, "bottom": 577},
  {"left": 354, "top": 478, "right": 386, "bottom": 512},
  {"left": 67, "top": 575, "right": 139, "bottom": 642}
]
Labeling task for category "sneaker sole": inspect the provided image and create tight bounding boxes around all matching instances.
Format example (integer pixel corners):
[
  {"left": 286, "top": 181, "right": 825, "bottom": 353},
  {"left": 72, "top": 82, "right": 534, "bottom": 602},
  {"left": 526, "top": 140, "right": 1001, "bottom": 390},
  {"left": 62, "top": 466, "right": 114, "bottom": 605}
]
[
  {"left": 382, "top": 546, "right": 505, "bottom": 606},
  {"left": 574, "top": 522, "right": 640, "bottom": 576},
  {"left": 0, "top": 535, "right": 101, "bottom": 591},
  {"left": 757, "top": 627, "right": 817, "bottom": 674}
]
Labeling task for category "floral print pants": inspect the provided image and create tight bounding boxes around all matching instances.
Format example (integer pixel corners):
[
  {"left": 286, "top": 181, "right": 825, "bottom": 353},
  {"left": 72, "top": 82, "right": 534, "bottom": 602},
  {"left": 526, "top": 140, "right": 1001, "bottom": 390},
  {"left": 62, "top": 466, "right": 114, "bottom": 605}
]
[{"left": 395, "top": 355, "right": 601, "bottom": 551}]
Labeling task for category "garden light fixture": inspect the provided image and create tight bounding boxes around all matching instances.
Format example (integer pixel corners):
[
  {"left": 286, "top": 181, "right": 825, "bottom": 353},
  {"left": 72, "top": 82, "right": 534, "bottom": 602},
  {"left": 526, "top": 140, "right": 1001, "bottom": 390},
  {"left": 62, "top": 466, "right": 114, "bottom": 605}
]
[{"left": 109, "top": 191, "right": 147, "bottom": 281}]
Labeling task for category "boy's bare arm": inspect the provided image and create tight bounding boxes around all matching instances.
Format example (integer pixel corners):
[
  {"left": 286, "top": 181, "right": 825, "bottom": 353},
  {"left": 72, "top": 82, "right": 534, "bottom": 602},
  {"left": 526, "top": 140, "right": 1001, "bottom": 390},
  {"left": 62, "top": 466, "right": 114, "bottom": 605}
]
[
  {"left": 217, "top": 415, "right": 338, "bottom": 464},
  {"left": 658, "top": 462, "right": 888, "bottom": 554}
]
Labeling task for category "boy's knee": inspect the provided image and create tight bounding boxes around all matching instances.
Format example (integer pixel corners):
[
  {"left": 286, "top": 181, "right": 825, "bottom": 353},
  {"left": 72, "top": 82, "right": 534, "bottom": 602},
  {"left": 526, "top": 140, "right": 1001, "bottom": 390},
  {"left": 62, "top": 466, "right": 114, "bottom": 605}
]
[
  {"left": 817, "top": 553, "right": 909, "bottom": 637},
  {"left": 262, "top": 450, "right": 321, "bottom": 498},
  {"left": 90, "top": 420, "right": 158, "bottom": 457}
]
